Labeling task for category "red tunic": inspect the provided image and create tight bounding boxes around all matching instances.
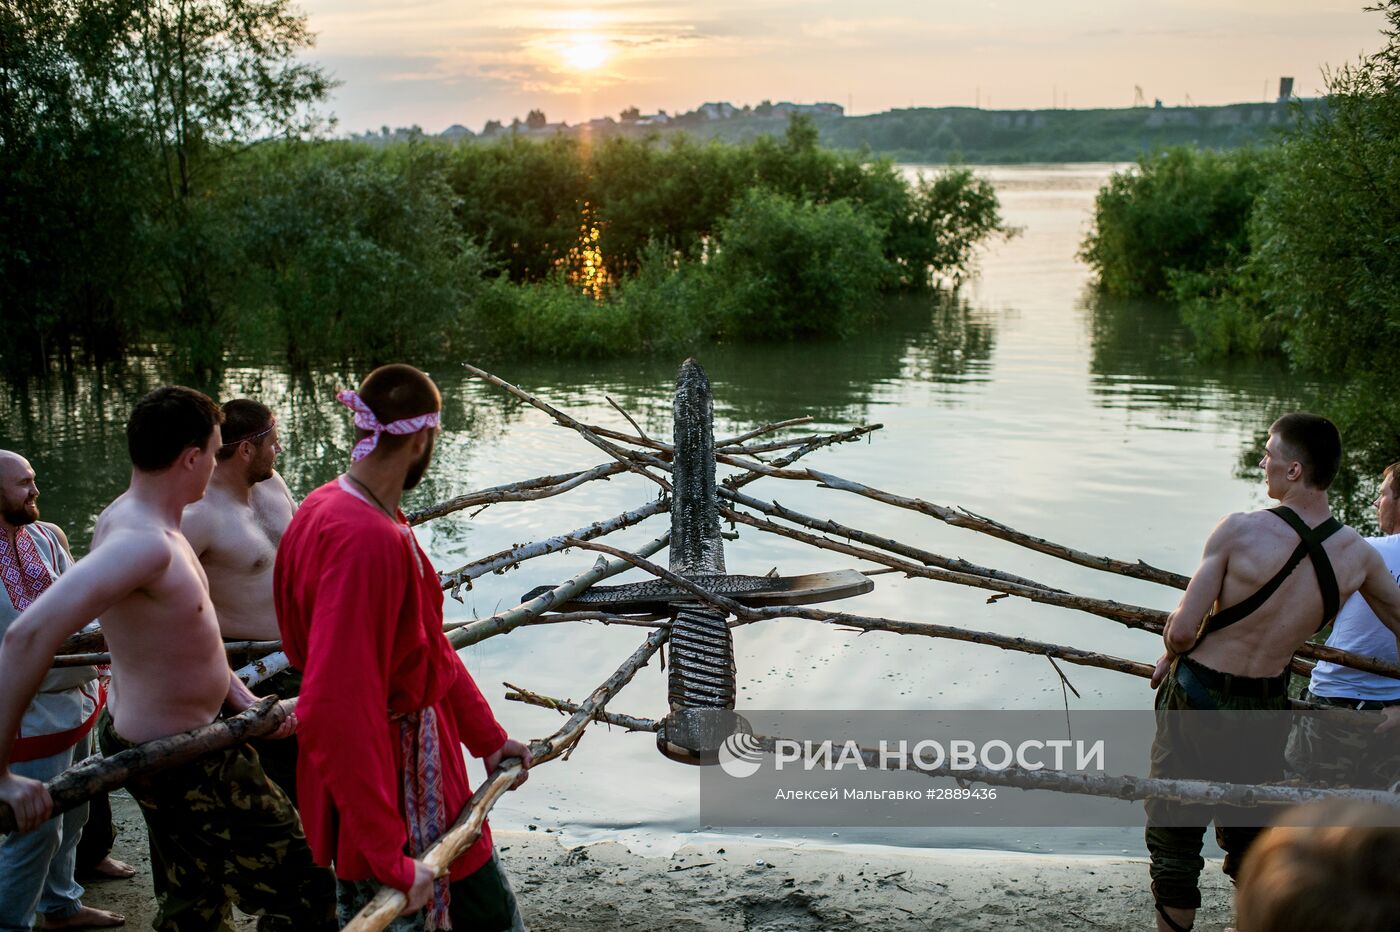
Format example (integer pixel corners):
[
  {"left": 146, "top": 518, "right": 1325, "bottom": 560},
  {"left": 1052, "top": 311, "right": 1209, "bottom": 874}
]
[{"left": 274, "top": 479, "right": 507, "bottom": 890}]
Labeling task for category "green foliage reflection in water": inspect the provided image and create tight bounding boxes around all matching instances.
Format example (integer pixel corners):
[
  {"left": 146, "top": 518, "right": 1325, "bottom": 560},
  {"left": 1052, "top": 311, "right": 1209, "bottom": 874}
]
[{"left": 1080, "top": 2, "right": 1400, "bottom": 517}]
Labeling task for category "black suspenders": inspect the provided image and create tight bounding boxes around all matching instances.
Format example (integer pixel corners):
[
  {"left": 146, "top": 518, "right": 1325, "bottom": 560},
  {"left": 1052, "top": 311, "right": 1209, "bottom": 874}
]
[{"left": 1196, "top": 505, "right": 1344, "bottom": 642}]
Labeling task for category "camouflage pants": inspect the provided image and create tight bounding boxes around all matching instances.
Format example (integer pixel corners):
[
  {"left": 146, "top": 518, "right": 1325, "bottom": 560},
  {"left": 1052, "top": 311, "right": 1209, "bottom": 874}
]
[
  {"left": 335, "top": 852, "right": 525, "bottom": 932},
  {"left": 1144, "top": 665, "right": 1291, "bottom": 910},
  {"left": 248, "top": 668, "right": 302, "bottom": 808},
  {"left": 1285, "top": 688, "right": 1400, "bottom": 790},
  {"left": 97, "top": 710, "right": 336, "bottom": 932}
]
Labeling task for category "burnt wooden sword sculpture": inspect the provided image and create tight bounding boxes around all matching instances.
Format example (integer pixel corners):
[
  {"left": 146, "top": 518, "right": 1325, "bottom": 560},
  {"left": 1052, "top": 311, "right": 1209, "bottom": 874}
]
[{"left": 522, "top": 359, "right": 873, "bottom": 764}]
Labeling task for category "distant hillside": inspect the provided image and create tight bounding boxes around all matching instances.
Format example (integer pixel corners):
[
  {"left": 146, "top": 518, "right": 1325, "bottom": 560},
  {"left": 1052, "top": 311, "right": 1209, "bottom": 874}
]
[
  {"left": 407, "top": 102, "right": 1321, "bottom": 164},
  {"left": 637, "top": 102, "right": 1318, "bottom": 163}
]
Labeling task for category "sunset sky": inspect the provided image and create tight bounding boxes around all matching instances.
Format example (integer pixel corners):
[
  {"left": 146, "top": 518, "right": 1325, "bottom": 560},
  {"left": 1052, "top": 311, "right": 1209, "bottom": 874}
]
[{"left": 299, "top": 1, "right": 1384, "bottom": 134}]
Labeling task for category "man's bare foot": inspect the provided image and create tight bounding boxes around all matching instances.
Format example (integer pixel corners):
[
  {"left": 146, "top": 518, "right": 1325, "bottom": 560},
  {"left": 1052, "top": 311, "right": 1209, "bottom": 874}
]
[
  {"left": 40, "top": 905, "right": 126, "bottom": 929},
  {"left": 76, "top": 856, "right": 136, "bottom": 882}
]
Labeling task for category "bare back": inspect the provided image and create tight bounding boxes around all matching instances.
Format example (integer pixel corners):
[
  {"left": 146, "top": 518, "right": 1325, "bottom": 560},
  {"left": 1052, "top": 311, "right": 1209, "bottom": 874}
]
[
  {"left": 1187, "top": 509, "right": 1379, "bottom": 677},
  {"left": 97, "top": 494, "right": 231, "bottom": 742},
  {"left": 183, "top": 471, "right": 296, "bottom": 640}
]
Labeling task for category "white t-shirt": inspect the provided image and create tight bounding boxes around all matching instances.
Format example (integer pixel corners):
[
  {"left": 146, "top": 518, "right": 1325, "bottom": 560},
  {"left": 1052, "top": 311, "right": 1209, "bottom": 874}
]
[{"left": 1309, "top": 533, "right": 1400, "bottom": 701}]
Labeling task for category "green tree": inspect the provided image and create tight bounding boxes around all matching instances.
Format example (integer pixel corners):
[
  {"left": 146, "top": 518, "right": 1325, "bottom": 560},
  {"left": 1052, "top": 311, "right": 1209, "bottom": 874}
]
[
  {"left": 0, "top": 1, "right": 151, "bottom": 375},
  {"left": 116, "top": 0, "right": 332, "bottom": 374},
  {"left": 1079, "top": 146, "right": 1272, "bottom": 298},
  {"left": 708, "top": 189, "right": 887, "bottom": 340}
]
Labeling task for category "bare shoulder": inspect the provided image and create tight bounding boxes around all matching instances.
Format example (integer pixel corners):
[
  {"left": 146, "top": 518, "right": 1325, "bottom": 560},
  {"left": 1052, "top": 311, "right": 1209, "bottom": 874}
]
[
  {"left": 252, "top": 472, "right": 296, "bottom": 511},
  {"left": 1333, "top": 524, "right": 1382, "bottom": 565},
  {"left": 268, "top": 469, "right": 296, "bottom": 503},
  {"left": 98, "top": 523, "right": 176, "bottom": 564},
  {"left": 180, "top": 495, "right": 217, "bottom": 549},
  {"left": 1206, "top": 511, "right": 1258, "bottom": 548},
  {"left": 75, "top": 523, "right": 177, "bottom": 597}
]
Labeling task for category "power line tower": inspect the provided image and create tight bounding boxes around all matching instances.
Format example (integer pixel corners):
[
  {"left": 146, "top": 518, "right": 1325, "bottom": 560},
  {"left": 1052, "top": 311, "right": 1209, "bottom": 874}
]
[{"left": 1133, "top": 85, "right": 1145, "bottom": 107}]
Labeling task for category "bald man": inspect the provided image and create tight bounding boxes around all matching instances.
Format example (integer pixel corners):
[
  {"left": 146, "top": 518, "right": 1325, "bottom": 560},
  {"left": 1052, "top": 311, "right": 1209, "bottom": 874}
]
[{"left": 0, "top": 450, "right": 124, "bottom": 931}]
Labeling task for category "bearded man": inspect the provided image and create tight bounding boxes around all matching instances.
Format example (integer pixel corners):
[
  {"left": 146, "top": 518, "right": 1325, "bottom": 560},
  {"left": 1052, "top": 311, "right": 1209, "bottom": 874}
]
[
  {"left": 183, "top": 399, "right": 301, "bottom": 802},
  {"left": 275, "top": 364, "right": 531, "bottom": 930},
  {"left": 0, "top": 450, "right": 125, "bottom": 931}
]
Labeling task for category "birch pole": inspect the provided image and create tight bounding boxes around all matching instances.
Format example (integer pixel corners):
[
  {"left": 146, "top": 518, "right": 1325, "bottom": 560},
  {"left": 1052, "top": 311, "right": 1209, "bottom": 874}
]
[
  {"left": 445, "top": 532, "right": 670, "bottom": 649},
  {"left": 497, "top": 691, "right": 1400, "bottom": 811},
  {"left": 341, "top": 628, "right": 669, "bottom": 932},
  {"left": 562, "top": 534, "right": 1400, "bottom": 683},
  {"left": 0, "top": 698, "right": 293, "bottom": 833}
]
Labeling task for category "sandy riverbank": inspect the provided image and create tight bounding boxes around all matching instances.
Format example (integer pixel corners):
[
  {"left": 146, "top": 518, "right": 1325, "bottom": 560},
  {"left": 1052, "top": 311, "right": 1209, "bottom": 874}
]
[{"left": 86, "top": 792, "right": 1237, "bottom": 930}]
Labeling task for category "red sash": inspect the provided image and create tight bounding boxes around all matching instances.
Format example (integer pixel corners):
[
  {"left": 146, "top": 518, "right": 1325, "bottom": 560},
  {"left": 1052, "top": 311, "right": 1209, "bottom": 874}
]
[{"left": 12, "top": 681, "right": 106, "bottom": 763}]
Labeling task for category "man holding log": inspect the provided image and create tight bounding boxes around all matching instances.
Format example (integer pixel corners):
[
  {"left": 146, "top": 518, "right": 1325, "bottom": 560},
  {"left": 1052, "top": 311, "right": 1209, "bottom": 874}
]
[
  {"left": 275, "top": 364, "right": 531, "bottom": 930},
  {"left": 1285, "top": 460, "right": 1400, "bottom": 788},
  {"left": 1147, "top": 413, "right": 1400, "bottom": 932},
  {"left": 0, "top": 387, "right": 336, "bottom": 931},
  {"left": 0, "top": 450, "right": 125, "bottom": 931},
  {"left": 182, "top": 398, "right": 302, "bottom": 803}
]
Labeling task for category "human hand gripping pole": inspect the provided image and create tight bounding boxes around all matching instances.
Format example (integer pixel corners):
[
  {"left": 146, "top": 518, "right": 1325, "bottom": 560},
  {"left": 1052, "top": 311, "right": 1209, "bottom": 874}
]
[
  {"left": 0, "top": 697, "right": 294, "bottom": 834},
  {"left": 391, "top": 739, "right": 531, "bottom": 919},
  {"left": 347, "top": 745, "right": 535, "bottom": 929},
  {"left": 343, "top": 626, "right": 668, "bottom": 931}
]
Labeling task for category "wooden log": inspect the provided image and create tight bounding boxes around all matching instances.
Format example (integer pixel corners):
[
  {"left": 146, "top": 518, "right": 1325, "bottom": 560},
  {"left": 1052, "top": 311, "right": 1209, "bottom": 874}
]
[
  {"left": 799, "top": 466, "right": 1191, "bottom": 588},
  {"left": 341, "top": 628, "right": 668, "bottom": 932},
  {"left": 458, "top": 611, "right": 666, "bottom": 632},
  {"left": 503, "top": 684, "right": 661, "bottom": 732},
  {"left": 462, "top": 364, "right": 673, "bottom": 492},
  {"left": 54, "top": 628, "right": 107, "bottom": 657},
  {"left": 236, "top": 650, "right": 292, "bottom": 689},
  {"left": 445, "top": 532, "right": 671, "bottom": 649},
  {"left": 568, "top": 529, "right": 1400, "bottom": 683},
  {"left": 723, "top": 507, "right": 1398, "bottom": 681},
  {"left": 405, "top": 461, "right": 634, "bottom": 525},
  {"left": 503, "top": 690, "right": 1399, "bottom": 810},
  {"left": 718, "top": 485, "right": 1064, "bottom": 594},
  {"left": 717, "top": 416, "right": 815, "bottom": 447},
  {"left": 0, "top": 697, "right": 293, "bottom": 833},
  {"left": 708, "top": 455, "right": 1191, "bottom": 589},
  {"left": 719, "top": 426, "right": 878, "bottom": 457},
  {"left": 52, "top": 639, "right": 282, "bottom": 669},
  {"left": 720, "top": 427, "right": 882, "bottom": 488},
  {"left": 583, "top": 420, "right": 880, "bottom": 461},
  {"left": 433, "top": 401, "right": 860, "bottom": 597},
  {"left": 436, "top": 499, "right": 668, "bottom": 595}
]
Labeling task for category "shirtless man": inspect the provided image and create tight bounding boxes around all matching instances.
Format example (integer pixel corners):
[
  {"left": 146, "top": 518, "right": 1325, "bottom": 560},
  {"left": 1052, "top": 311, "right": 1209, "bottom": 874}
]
[
  {"left": 1146, "top": 413, "right": 1400, "bottom": 932},
  {"left": 182, "top": 399, "right": 302, "bottom": 802},
  {"left": 0, "top": 386, "right": 335, "bottom": 932},
  {"left": 182, "top": 399, "right": 294, "bottom": 642}
]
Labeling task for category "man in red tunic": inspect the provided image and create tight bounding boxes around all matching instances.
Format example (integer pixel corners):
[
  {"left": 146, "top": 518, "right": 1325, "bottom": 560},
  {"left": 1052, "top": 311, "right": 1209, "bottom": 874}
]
[{"left": 274, "top": 364, "right": 531, "bottom": 931}]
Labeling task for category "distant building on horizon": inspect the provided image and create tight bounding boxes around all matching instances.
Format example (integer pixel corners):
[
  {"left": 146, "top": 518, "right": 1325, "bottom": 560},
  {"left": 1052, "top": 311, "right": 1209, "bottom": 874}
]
[
  {"left": 770, "top": 101, "right": 844, "bottom": 117},
  {"left": 696, "top": 101, "right": 739, "bottom": 120}
]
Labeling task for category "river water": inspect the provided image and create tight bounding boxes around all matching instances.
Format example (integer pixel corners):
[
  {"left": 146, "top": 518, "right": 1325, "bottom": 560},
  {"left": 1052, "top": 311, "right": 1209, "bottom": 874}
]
[{"left": 0, "top": 164, "right": 1327, "bottom": 856}]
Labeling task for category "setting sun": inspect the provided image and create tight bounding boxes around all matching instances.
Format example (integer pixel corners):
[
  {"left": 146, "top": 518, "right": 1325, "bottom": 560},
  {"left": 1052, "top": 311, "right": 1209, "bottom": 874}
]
[{"left": 560, "top": 34, "right": 611, "bottom": 71}]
